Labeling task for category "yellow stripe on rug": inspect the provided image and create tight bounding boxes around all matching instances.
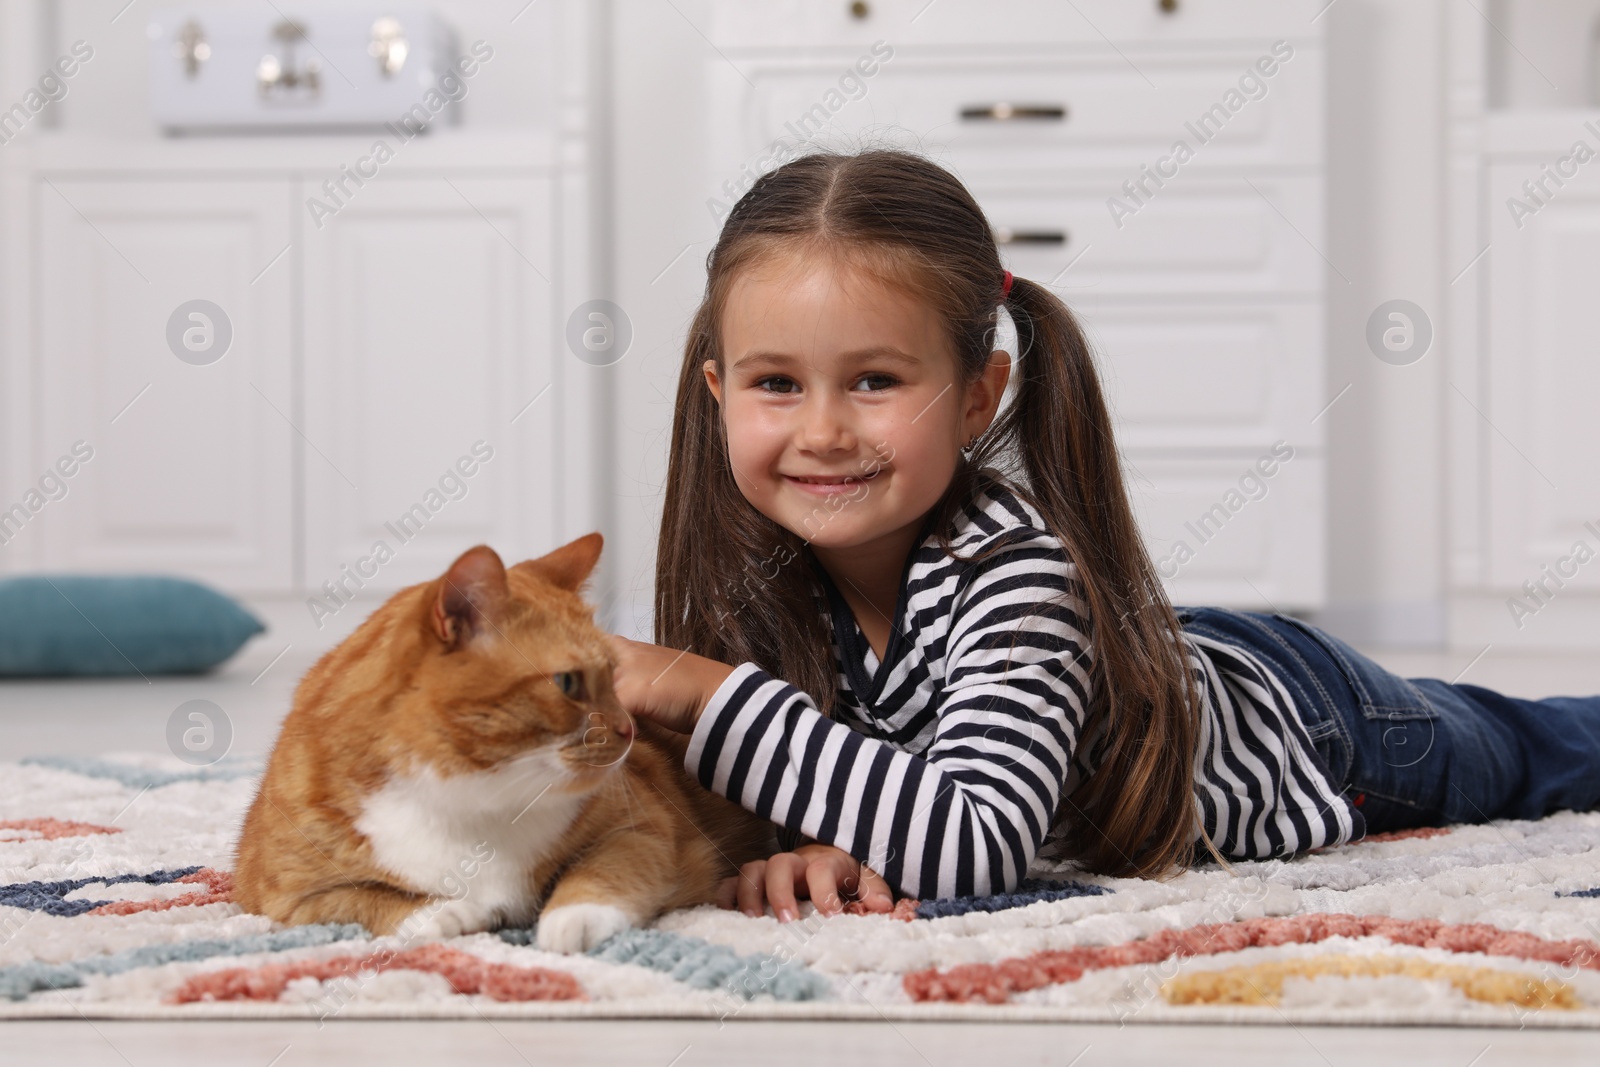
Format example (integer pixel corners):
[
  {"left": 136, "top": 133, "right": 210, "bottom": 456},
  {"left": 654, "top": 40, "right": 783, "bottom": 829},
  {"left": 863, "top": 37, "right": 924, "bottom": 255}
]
[{"left": 1162, "top": 953, "right": 1581, "bottom": 1010}]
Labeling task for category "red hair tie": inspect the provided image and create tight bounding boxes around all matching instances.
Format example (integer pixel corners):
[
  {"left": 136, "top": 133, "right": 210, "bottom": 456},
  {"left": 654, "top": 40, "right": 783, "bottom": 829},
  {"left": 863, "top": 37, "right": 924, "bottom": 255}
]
[{"left": 1000, "top": 270, "right": 1014, "bottom": 302}]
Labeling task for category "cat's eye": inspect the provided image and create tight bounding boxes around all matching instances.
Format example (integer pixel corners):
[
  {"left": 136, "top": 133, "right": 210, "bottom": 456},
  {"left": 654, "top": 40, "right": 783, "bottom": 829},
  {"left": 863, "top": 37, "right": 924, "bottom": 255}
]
[{"left": 549, "top": 671, "right": 585, "bottom": 700}]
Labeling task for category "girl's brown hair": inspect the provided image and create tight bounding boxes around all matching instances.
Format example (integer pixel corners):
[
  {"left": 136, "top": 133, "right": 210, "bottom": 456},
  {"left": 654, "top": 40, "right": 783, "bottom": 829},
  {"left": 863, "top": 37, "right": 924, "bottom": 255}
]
[{"left": 654, "top": 148, "right": 1226, "bottom": 879}]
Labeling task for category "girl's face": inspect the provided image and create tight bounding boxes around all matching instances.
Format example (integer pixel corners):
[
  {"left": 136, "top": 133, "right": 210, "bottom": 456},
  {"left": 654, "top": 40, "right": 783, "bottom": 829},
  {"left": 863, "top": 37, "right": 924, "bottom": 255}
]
[{"left": 703, "top": 250, "right": 1009, "bottom": 553}]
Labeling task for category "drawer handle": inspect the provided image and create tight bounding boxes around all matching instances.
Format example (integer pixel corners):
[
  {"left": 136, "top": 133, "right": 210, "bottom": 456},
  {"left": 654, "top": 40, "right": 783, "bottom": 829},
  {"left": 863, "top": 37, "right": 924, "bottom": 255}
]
[
  {"left": 994, "top": 228, "right": 1068, "bottom": 246},
  {"left": 174, "top": 20, "right": 210, "bottom": 79},
  {"left": 369, "top": 17, "right": 408, "bottom": 78},
  {"left": 960, "top": 103, "right": 1067, "bottom": 122}
]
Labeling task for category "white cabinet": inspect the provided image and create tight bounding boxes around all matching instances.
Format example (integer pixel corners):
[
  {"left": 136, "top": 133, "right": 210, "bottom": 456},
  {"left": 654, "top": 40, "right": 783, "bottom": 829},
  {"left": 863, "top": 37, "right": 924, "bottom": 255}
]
[
  {"left": 301, "top": 176, "right": 559, "bottom": 591},
  {"left": 3, "top": 0, "right": 600, "bottom": 602},
  {"left": 26, "top": 167, "right": 569, "bottom": 598},
  {"left": 35, "top": 179, "right": 295, "bottom": 590},
  {"left": 1442, "top": 4, "right": 1600, "bottom": 647}
]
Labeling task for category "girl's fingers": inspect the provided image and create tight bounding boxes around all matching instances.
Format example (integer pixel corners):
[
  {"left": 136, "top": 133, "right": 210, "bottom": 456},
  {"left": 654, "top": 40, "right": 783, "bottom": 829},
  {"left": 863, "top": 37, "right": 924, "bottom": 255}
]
[
  {"left": 764, "top": 854, "right": 805, "bottom": 922},
  {"left": 735, "top": 860, "right": 768, "bottom": 917},
  {"left": 854, "top": 864, "right": 894, "bottom": 912},
  {"left": 714, "top": 874, "right": 740, "bottom": 910},
  {"left": 804, "top": 859, "right": 844, "bottom": 916}
]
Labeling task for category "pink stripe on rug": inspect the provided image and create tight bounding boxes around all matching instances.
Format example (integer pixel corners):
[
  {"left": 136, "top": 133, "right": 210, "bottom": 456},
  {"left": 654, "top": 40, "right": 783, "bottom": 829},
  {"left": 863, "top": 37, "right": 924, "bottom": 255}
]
[
  {"left": 86, "top": 868, "right": 234, "bottom": 916},
  {"left": 904, "top": 913, "right": 1600, "bottom": 1003},
  {"left": 1354, "top": 825, "right": 1454, "bottom": 843},
  {"left": 0, "top": 818, "right": 122, "bottom": 841},
  {"left": 167, "top": 943, "right": 586, "bottom": 1004},
  {"left": 1307, "top": 825, "right": 1453, "bottom": 852}
]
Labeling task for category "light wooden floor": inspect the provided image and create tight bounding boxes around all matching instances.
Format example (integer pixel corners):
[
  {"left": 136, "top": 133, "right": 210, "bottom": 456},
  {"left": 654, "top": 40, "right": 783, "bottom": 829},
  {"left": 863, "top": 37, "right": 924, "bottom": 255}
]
[
  {"left": 3, "top": 598, "right": 1599, "bottom": 1063},
  {"left": 3, "top": 1017, "right": 1599, "bottom": 1066}
]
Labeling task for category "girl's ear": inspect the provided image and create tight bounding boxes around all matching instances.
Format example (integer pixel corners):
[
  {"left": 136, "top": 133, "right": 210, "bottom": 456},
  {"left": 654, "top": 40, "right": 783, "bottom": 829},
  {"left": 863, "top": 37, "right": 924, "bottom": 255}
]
[
  {"left": 702, "top": 358, "right": 724, "bottom": 406},
  {"left": 963, "top": 349, "right": 1012, "bottom": 439}
]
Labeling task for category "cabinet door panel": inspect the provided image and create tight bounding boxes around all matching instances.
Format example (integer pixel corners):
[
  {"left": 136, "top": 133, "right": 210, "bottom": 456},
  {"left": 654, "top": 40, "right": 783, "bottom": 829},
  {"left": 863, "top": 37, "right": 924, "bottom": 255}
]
[
  {"left": 1067, "top": 300, "right": 1324, "bottom": 452},
  {"left": 302, "top": 177, "right": 557, "bottom": 600},
  {"left": 34, "top": 179, "right": 293, "bottom": 589},
  {"left": 1127, "top": 451, "right": 1325, "bottom": 610},
  {"left": 1484, "top": 161, "right": 1600, "bottom": 590}
]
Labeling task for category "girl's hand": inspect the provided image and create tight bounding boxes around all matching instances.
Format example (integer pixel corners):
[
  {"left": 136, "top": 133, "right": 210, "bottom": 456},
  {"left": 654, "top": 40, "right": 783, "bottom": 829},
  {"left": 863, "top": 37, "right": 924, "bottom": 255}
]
[
  {"left": 717, "top": 842, "right": 894, "bottom": 921},
  {"left": 605, "top": 634, "right": 735, "bottom": 735}
]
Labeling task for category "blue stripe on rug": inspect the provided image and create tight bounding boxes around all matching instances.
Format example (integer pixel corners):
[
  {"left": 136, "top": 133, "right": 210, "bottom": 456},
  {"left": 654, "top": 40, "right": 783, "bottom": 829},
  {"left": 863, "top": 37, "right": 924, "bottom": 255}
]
[
  {"left": 19, "top": 756, "right": 262, "bottom": 789},
  {"left": 0, "top": 866, "right": 205, "bottom": 917},
  {"left": 1558, "top": 886, "right": 1600, "bottom": 898},
  {"left": 0, "top": 922, "right": 369, "bottom": 1001},
  {"left": 914, "top": 877, "right": 1110, "bottom": 919},
  {"left": 498, "top": 924, "right": 830, "bottom": 1001}
]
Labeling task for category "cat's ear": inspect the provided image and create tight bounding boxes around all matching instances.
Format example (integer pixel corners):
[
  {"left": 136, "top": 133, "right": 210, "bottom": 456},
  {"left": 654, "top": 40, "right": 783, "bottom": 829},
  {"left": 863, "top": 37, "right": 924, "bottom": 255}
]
[
  {"left": 513, "top": 531, "right": 603, "bottom": 593},
  {"left": 432, "top": 544, "right": 509, "bottom": 649}
]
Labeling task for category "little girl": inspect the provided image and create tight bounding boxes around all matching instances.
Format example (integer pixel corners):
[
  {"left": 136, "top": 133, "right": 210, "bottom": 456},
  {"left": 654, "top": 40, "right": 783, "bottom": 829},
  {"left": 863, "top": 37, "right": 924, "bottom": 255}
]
[{"left": 607, "top": 148, "right": 1600, "bottom": 923}]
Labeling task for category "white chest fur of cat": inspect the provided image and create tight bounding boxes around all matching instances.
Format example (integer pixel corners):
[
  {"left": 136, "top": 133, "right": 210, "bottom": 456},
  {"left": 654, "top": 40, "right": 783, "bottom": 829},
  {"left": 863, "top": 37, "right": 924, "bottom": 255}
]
[{"left": 353, "top": 746, "right": 632, "bottom": 953}]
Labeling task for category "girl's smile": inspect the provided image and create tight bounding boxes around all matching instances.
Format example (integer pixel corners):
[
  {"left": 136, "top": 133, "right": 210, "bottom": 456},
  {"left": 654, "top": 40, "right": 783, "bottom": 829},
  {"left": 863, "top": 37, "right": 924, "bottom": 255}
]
[{"left": 783, "top": 466, "right": 885, "bottom": 496}]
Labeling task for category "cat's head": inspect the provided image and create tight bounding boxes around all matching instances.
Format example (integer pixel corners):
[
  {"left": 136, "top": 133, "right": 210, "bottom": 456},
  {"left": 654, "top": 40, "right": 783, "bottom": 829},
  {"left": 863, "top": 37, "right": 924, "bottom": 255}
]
[{"left": 351, "top": 533, "right": 634, "bottom": 791}]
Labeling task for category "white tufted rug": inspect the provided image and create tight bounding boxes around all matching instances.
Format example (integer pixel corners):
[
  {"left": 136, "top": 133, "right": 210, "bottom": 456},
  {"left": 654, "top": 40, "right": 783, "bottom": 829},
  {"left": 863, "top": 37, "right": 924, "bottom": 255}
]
[{"left": 3, "top": 753, "right": 1600, "bottom": 1026}]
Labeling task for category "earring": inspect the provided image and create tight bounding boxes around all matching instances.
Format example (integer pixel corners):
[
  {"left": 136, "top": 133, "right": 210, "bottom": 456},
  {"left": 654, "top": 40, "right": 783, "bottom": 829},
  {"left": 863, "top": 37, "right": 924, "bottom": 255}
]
[{"left": 960, "top": 435, "right": 976, "bottom": 456}]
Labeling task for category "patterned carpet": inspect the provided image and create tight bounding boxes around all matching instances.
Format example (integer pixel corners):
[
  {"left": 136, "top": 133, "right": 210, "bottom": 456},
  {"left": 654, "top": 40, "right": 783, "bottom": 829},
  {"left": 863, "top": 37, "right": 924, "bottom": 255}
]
[{"left": 3, "top": 753, "right": 1600, "bottom": 1025}]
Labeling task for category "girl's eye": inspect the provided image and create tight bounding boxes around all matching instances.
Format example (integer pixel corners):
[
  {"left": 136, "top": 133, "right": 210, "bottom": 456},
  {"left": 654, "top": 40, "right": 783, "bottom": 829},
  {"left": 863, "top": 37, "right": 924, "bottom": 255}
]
[
  {"left": 550, "top": 671, "right": 585, "bottom": 699},
  {"left": 753, "top": 374, "right": 897, "bottom": 394}
]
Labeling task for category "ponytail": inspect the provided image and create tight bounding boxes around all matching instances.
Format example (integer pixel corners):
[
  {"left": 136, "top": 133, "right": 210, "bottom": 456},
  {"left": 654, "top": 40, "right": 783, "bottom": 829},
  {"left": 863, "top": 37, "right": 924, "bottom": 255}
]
[{"left": 986, "top": 277, "right": 1229, "bottom": 877}]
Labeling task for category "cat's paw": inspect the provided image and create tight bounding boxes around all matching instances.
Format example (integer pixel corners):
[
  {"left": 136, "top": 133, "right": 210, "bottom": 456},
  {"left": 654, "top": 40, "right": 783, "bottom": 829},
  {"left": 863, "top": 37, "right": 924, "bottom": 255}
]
[
  {"left": 535, "top": 903, "right": 633, "bottom": 954},
  {"left": 396, "top": 897, "right": 494, "bottom": 941}
]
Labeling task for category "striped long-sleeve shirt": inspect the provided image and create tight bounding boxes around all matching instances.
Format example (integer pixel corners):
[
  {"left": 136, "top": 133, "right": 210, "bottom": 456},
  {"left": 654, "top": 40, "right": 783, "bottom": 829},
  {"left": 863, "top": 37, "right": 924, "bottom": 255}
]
[{"left": 683, "top": 468, "right": 1362, "bottom": 899}]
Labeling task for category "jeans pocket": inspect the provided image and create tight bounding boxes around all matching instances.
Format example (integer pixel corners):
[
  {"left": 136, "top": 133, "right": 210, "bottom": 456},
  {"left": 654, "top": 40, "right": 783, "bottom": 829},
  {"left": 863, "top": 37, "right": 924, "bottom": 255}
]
[
  {"left": 1271, "top": 614, "right": 1438, "bottom": 722},
  {"left": 1272, "top": 614, "right": 1444, "bottom": 808}
]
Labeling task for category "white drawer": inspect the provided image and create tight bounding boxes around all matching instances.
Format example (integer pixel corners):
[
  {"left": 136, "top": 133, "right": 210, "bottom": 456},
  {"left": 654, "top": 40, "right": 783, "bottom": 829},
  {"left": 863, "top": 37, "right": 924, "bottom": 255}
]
[
  {"left": 706, "top": 0, "right": 1328, "bottom": 50},
  {"left": 976, "top": 174, "right": 1324, "bottom": 297},
  {"left": 1066, "top": 301, "right": 1325, "bottom": 452},
  {"left": 715, "top": 48, "right": 1323, "bottom": 176},
  {"left": 1123, "top": 451, "right": 1327, "bottom": 610}
]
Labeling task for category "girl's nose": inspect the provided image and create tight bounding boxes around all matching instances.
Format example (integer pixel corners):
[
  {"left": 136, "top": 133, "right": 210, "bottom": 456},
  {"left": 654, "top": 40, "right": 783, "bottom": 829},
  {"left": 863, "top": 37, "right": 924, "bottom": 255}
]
[{"left": 796, "top": 396, "right": 856, "bottom": 453}]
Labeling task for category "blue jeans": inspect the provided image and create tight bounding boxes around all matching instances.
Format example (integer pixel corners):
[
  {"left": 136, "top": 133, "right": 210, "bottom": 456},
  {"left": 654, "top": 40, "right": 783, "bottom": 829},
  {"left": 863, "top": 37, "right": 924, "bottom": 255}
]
[{"left": 1175, "top": 606, "right": 1600, "bottom": 835}]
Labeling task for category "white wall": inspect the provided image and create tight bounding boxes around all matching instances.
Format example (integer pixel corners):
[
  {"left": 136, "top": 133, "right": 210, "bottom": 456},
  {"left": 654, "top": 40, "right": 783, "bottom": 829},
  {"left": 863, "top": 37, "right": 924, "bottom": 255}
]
[
  {"left": 606, "top": 0, "right": 720, "bottom": 639},
  {"left": 1317, "top": 0, "right": 1448, "bottom": 646}
]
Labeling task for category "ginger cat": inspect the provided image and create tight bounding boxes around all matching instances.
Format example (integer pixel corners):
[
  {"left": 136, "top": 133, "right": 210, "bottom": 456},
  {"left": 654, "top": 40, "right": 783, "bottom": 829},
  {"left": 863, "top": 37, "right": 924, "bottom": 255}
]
[{"left": 233, "top": 534, "right": 774, "bottom": 953}]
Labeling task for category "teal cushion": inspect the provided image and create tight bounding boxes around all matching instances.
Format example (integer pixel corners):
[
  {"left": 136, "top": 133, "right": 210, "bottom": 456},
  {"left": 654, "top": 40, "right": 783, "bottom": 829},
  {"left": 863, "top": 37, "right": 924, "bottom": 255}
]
[{"left": 0, "top": 575, "right": 265, "bottom": 676}]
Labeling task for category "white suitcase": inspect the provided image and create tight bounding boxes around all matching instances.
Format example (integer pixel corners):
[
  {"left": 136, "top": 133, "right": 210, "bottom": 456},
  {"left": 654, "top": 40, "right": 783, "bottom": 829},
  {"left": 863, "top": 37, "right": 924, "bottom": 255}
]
[{"left": 147, "top": 7, "right": 463, "bottom": 133}]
